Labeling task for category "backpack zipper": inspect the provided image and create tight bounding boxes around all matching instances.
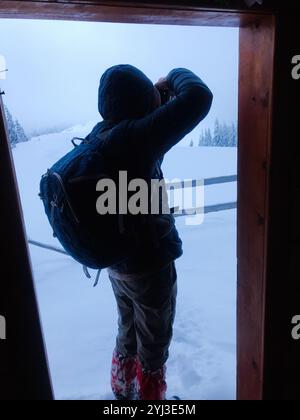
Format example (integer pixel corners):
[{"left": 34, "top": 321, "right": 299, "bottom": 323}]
[{"left": 51, "top": 171, "right": 80, "bottom": 224}]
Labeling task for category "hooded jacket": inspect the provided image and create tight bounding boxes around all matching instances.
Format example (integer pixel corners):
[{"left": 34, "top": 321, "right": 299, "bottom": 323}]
[{"left": 87, "top": 65, "right": 213, "bottom": 276}]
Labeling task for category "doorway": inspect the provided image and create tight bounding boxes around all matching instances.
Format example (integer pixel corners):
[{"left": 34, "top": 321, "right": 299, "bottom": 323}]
[{"left": 0, "top": 1, "right": 275, "bottom": 401}]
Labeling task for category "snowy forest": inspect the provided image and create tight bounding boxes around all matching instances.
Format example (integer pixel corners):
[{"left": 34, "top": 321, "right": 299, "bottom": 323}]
[
  {"left": 4, "top": 105, "right": 28, "bottom": 147},
  {"left": 192, "top": 119, "right": 237, "bottom": 147},
  {"left": 3, "top": 112, "right": 237, "bottom": 149}
]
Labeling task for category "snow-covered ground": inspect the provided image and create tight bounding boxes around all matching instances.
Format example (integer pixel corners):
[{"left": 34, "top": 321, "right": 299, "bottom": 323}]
[{"left": 12, "top": 123, "right": 237, "bottom": 400}]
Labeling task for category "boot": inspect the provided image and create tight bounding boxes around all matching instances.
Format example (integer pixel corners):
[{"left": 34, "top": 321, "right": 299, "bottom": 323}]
[
  {"left": 111, "top": 349, "right": 138, "bottom": 400},
  {"left": 136, "top": 359, "right": 167, "bottom": 400}
]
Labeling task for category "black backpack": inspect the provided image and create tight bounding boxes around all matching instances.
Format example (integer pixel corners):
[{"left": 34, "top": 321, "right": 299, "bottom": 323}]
[{"left": 39, "top": 130, "right": 137, "bottom": 283}]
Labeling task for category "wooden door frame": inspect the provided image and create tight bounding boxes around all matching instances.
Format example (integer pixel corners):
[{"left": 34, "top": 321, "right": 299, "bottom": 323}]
[{"left": 0, "top": 1, "right": 275, "bottom": 400}]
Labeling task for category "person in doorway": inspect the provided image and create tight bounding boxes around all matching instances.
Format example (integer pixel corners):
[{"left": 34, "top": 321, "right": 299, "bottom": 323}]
[{"left": 94, "top": 64, "right": 213, "bottom": 400}]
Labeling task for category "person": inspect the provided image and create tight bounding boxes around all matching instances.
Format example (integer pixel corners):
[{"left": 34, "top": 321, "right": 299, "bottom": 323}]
[{"left": 91, "top": 64, "right": 213, "bottom": 400}]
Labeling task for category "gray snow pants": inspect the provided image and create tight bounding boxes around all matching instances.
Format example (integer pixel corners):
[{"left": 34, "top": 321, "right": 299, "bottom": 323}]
[{"left": 109, "top": 261, "right": 177, "bottom": 371}]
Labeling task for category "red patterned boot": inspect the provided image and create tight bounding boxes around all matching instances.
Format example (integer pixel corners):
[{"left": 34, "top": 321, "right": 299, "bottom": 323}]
[
  {"left": 111, "top": 349, "right": 138, "bottom": 400},
  {"left": 136, "top": 360, "right": 167, "bottom": 400}
]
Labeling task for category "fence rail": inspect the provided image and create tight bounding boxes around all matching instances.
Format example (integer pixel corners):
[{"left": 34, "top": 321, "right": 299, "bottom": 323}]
[
  {"left": 165, "top": 174, "right": 237, "bottom": 190},
  {"left": 28, "top": 239, "right": 68, "bottom": 255},
  {"left": 28, "top": 174, "right": 237, "bottom": 255},
  {"left": 174, "top": 201, "right": 237, "bottom": 218},
  {"left": 166, "top": 174, "right": 237, "bottom": 217}
]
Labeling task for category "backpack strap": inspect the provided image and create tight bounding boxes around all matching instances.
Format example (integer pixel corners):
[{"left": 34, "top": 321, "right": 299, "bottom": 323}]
[
  {"left": 71, "top": 137, "right": 88, "bottom": 148},
  {"left": 82, "top": 266, "right": 102, "bottom": 287}
]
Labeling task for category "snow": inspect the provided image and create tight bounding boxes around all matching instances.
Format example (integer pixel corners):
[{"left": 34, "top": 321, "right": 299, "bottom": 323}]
[{"left": 12, "top": 123, "right": 237, "bottom": 400}]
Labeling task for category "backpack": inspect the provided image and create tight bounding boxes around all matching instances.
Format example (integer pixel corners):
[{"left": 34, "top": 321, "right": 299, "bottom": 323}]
[{"left": 39, "top": 129, "right": 136, "bottom": 283}]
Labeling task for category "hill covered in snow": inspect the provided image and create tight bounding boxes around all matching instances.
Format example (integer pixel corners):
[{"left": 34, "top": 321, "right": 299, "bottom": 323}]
[{"left": 12, "top": 123, "right": 237, "bottom": 400}]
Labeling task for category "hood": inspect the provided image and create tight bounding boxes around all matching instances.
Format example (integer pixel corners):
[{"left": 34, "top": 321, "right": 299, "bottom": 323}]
[{"left": 98, "top": 64, "right": 156, "bottom": 122}]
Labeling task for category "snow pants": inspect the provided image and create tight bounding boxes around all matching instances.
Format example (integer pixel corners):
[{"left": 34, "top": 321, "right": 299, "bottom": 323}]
[{"left": 109, "top": 261, "right": 177, "bottom": 371}]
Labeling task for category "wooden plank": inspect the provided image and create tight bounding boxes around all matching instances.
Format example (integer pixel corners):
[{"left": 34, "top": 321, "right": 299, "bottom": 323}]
[
  {"left": 0, "top": 93, "right": 53, "bottom": 400},
  {"left": 28, "top": 239, "right": 69, "bottom": 256},
  {"left": 204, "top": 174, "right": 237, "bottom": 186},
  {"left": 237, "top": 15, "right": 275, "bottom": 400},
  {"left": 263, "top": 12, "right": 300, "bottom": 401},
  {"left": 0, "top": 0, "right": 270, "bottom": 27},
  {"left": 166, "top": 175, "right": 237, "bottom": 190},
  {"left": 174, "top": 201, "right": 237, "bottom": 217}
]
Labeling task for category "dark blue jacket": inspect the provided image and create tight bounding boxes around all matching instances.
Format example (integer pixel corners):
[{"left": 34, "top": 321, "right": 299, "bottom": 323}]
[{"left": 89, "top": 66, "right": 213, "bottom": 274}]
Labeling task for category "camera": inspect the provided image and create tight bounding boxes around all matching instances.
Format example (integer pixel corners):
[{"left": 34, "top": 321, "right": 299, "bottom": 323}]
[{"left": 156, "top": 86, "right": 172, "bottom": 106}]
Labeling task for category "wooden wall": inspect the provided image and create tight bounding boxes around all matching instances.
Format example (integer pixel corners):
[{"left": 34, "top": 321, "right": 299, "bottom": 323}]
[{"left": 263, "top": 11, "right": 300, "bottom": 400}]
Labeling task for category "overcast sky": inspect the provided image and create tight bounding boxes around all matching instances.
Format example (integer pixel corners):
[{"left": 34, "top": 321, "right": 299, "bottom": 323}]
[{"left": 0, "top": 19, "right": 238, "bottom": 138}]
